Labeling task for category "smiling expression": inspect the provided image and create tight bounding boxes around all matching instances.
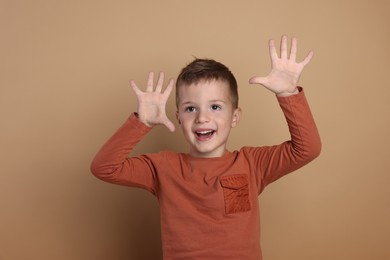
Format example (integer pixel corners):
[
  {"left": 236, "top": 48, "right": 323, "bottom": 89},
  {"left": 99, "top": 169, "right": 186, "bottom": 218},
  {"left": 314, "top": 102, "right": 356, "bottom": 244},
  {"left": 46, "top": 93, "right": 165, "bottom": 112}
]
[{"left": 176, "top": 79, "right": 241, "bottom": 158}]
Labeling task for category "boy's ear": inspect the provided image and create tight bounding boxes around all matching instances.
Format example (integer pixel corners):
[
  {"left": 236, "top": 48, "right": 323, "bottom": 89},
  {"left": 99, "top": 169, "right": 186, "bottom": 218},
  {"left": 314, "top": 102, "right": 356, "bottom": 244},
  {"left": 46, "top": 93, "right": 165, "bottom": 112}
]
[
  {"left": 176, "top": 111, "right": 181, "bottom": 124},
  {"left": 231, "top": 107, "right": 241, "bottom": 128}
]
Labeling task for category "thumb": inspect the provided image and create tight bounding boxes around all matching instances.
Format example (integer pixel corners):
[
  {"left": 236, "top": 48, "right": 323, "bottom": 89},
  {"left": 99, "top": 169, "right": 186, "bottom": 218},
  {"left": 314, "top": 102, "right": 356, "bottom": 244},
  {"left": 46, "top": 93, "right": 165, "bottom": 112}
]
[
  {"left": 164, "top": 119, "right": 176, "bottom": 132},
  {"left": 248, "top": 76, "right": 268, "bottom": 86},
  {"left": 129, "top": 80, "right": 142, "bottom": 96}
]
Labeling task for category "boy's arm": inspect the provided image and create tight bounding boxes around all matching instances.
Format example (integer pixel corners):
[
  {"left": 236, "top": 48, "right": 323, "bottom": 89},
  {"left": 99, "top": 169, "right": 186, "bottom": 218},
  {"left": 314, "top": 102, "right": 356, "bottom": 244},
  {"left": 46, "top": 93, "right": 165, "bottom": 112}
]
[
  {"left": 90, "top": 72, "right": 174, "bottom": 194},
  {"left": 262, "top": 88, "right": 321, "bottom": 189},
  {"left": 90, "top": 113, "right": 159, "bottom": 194},
  {"left": 248, "top": 35, "right": 321, "bottom": 190}
]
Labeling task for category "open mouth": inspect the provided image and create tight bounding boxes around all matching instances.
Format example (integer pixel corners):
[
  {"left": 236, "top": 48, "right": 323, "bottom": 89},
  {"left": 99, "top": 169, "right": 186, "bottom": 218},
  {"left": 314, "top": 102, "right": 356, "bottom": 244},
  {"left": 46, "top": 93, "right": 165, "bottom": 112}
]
[{"left": 195, "top": 130, "right": 215, "bottom": 139}]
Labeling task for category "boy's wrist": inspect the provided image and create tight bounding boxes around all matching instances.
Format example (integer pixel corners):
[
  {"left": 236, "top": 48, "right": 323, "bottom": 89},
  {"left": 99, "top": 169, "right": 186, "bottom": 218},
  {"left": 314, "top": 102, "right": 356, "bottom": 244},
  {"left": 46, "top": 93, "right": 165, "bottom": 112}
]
[
  {"left": 276, "top": 87, "right": 299, "bottom": 97},
  {"left": 134, "top": 112, "right": 153, "bottom": 128}
]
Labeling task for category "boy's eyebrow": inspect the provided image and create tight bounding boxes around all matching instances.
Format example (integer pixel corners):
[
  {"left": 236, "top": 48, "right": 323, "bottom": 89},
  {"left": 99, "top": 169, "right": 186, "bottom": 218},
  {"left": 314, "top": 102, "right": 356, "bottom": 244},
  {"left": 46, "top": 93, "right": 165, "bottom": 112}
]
[
  {"left": 209, "top": 99, "right": 227, "bottom": 103},
  {"left": 179, "top": 101, "right": 194, "bottom": 106},
  {"left": 179, "top": 101, "right": 193, "bottom": 107},
  {"left": 179, "top": 99, "right": 227, "bottom": 106},
  {"left": 178, "top": 101, "right": 196, "bottom": 109}
]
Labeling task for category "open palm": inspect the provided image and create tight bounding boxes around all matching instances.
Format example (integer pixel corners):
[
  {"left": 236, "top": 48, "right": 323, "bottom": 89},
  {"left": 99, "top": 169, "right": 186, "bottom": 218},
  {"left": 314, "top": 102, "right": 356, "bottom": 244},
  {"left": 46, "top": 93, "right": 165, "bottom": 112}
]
[
  {"left": 249, "top": 35, "right": 313, "bottom": 96},
  {"left": 130, "top": 72, "right": 175, "bottom": 132}
]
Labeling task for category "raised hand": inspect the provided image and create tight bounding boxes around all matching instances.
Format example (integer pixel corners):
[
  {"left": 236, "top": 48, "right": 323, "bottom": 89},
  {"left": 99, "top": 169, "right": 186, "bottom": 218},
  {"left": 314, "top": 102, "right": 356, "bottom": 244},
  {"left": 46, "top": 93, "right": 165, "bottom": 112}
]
[
  {"left": 249, "top": 35, "right": 313, "bottom": 97},
  {"left": 130, "top": 72, "right": 175, "bottom": 132}
]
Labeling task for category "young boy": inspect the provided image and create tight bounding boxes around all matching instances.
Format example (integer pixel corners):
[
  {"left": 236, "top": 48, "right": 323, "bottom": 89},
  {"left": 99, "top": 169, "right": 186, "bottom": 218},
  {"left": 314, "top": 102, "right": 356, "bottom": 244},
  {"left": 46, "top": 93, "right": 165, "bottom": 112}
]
[{"left": 91, "top": 35, "right": 321, "bottom": 260}]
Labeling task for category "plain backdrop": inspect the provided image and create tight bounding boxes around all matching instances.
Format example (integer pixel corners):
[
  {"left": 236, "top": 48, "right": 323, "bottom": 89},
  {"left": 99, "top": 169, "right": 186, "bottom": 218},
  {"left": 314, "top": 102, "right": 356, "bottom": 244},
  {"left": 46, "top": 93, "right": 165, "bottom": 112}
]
[{"left": 1, "top": 0, "right": 389, "bottom": 259}]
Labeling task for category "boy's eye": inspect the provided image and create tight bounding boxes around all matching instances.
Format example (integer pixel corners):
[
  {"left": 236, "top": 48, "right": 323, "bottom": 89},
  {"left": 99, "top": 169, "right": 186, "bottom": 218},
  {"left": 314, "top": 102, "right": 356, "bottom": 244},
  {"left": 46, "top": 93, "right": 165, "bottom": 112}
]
[
  {"left": 211, "top": 104, "right": 221, "bottom": 111},
  {"left": 185, "top": 106, "right": 196, "bottom": 112}
]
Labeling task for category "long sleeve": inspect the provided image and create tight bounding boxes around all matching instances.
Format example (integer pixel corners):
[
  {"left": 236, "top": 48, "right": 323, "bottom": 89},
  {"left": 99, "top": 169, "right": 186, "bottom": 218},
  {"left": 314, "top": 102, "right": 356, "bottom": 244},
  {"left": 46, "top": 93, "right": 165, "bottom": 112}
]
[
  {"left": 247, "top": 87, "right": 322, "bottom": 192},
  {"left": 90, "top": 113, "right": 158, "bottom": 194}
]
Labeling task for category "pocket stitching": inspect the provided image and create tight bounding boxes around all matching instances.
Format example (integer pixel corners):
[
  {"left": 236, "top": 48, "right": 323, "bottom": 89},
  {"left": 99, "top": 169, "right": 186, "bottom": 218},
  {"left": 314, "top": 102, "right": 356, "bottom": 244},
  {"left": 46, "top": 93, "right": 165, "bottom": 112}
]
[{"left": 220, "top": 174, "right": 251, "bottom": 214}]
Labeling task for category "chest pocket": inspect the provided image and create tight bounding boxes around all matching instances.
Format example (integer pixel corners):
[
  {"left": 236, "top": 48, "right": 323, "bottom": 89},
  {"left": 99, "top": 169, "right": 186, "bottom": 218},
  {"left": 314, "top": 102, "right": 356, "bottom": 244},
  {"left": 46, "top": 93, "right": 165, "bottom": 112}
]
[{"left": 220, "top": 174, "right": 251, "bottom": 214}]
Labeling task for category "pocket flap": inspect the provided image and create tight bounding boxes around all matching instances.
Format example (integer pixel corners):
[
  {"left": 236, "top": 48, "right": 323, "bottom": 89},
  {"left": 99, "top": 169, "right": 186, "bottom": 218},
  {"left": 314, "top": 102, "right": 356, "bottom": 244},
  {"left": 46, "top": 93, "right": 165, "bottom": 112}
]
[{"left": 220, "top": 174, "right": 248, "bottom": 190}]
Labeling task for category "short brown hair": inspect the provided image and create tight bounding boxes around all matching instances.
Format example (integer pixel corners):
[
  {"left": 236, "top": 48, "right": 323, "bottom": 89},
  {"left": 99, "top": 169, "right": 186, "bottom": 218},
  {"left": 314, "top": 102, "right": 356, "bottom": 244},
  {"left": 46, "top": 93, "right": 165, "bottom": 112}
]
[{"left": 176, "top": 58, "right": 238, "bottom": 108}]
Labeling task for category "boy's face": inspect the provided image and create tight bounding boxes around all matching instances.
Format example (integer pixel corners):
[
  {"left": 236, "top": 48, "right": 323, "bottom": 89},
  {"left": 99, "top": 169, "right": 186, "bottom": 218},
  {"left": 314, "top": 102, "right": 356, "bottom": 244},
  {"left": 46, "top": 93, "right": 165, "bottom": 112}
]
[{"left": 176, "top": 79, "right": 241, "bottom": 158}]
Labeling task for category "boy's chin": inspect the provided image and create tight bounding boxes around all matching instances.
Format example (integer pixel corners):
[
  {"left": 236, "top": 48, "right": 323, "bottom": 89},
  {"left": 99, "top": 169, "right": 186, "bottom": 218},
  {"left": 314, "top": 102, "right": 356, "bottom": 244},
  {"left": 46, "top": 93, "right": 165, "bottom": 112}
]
[{"left": 189, "top": 147, "right": 225, "bottom": 158}]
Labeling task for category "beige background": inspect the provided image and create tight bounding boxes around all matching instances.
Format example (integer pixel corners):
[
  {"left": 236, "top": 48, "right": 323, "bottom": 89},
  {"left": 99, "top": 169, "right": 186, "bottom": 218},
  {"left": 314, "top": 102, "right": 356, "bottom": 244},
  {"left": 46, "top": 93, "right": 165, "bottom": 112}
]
[{"left": 1, "top": 0, "right": 389, "bottom": 259}]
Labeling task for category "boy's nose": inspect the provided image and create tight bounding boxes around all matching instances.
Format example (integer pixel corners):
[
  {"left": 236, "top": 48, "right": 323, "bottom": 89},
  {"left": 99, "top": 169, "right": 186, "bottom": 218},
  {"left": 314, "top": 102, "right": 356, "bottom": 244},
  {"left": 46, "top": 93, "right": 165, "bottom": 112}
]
[{"left": 195, "top": 110, "right": 210, "bottom": 124}]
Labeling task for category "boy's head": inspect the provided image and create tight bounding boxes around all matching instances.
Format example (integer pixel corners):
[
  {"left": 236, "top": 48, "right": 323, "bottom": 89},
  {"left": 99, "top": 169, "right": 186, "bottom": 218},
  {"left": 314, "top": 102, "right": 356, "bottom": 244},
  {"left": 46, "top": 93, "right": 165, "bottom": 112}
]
[
  {"left": 175, "top": 58, "right": 239, "bottom": 108},
  {"left": 175, "top": 58, "right": 241, "bottom": 158}
]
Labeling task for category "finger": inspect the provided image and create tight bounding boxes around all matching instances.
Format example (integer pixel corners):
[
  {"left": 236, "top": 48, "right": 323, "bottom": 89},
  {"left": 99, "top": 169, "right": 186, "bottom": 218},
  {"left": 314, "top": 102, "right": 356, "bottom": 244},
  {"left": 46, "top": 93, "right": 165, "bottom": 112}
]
[
  {"left": 290, "top": 37, "right": 297, "bottom": 61},
  {"left": 155, "top": 72, "right": 164, "bottom": 93},
  {"left": 162, "top": 79, "right": 174, "bottom": 98},
  {"left": 269, "top": 39, "right": 278, "bottom": 61},
  {"left": 300, "top": 50, "right": 314, "bottom": 67},
  {"left": 280, "top": 35, "right": 288, "bottom": 59},
  {"left": 129, "top": 80, "right": 142, "bottom": 96},
  {"left": 146, "top": 72, "right": 154, "bottom": 92}
]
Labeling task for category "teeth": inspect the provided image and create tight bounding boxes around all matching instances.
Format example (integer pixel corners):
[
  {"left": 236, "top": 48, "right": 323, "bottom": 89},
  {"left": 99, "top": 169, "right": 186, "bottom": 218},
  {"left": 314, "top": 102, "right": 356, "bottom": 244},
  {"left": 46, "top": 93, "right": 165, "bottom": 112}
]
[{"left": 197, "top": 130, "right": 213, "bottom": 134}]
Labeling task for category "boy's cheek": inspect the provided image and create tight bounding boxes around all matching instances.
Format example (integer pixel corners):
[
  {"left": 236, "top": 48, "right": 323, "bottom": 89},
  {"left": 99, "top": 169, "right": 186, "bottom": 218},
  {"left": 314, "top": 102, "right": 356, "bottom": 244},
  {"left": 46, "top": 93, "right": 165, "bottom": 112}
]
[{"left": 177, "top": 113, "right": 193, "bottom": 123}]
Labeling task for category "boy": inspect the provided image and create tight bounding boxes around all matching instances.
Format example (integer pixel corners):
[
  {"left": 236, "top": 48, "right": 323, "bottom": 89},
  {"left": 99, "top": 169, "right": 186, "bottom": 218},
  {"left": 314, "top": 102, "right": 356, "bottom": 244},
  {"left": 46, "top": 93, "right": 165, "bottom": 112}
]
[{"left": 91, "top": 35, "right": 321, "bottom": 259}]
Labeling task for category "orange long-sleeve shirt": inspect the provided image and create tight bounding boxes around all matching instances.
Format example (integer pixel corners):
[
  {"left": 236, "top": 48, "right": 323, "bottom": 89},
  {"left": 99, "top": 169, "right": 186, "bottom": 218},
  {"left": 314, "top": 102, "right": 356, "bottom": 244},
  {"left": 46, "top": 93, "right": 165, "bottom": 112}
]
[{"left": 91, "top": 88, "right": 321, "bottom": 260}]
